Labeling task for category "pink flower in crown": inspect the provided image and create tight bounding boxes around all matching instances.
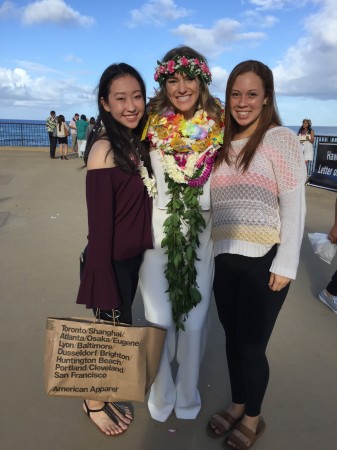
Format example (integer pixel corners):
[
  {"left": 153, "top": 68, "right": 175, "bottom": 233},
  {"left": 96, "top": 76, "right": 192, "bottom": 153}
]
[
  {"left": 167, "top": 60, "right": 176, "bottom": 73},
  {"left": 194, "top": 58, "right": 200, "bottom": 67},
  {"left": 180, "top": 56, "right": 189, "bottom": 66},
  {"left": 201, "top": 62, "right": 210, "bottom": 75},
  {"left": 155, "top": 65, "right": 165, "bottom": 81}
]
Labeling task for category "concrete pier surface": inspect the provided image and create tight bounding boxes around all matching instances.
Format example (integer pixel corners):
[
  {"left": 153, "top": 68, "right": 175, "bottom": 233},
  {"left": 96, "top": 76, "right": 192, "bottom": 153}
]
[{"left": 1, "top": 148, "right": 336, "bottom": 450}]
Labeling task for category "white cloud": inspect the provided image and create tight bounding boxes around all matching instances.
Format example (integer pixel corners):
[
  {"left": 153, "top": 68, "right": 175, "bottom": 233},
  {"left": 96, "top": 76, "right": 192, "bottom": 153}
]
[
  {"left": 0, "top": 67, "right": 34, "bottom": 91},
  {"left": 23, "top": 0, "right": 95, "bottom": 26},
  {"left": 15, "top": 60, "right": 61, "bottom": 74},
  {"left": 0, "top": 0, "right": 19, "bottom": 19},
  {"left": 0, "top": 65, "right": 95, "bottom": 117},
  {"left": 0, "top": 0, "right": 95, "bottom": 26},
  {"left": 273, "top": 0, "right": 337, "bottom": 99},
  {"left": 248, "top": 0, "right": 289, "bottom": 10},
  {"left": 173, "top": 19, "right": 265, "bottom": 58},
  {"left": 209, "top": 66, "right": 228, "bottom": 98},
  {"left": 305, "top": 0, "right": 337, "bottom": 46},
  {"left": 243, "top": 10, "right": 279, "bottom": 28},
  {"left": 128, "top": 0, "right": 191, "bottom": 28},
  {"left": 64, "top": 54, "right": 82, "bottom": 64}
]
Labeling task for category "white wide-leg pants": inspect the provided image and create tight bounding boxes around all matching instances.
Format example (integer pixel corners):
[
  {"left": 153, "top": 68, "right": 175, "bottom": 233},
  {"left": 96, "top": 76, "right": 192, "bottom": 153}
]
[{"left": 139, "top": 206, "right": 214, "bottom": 422}]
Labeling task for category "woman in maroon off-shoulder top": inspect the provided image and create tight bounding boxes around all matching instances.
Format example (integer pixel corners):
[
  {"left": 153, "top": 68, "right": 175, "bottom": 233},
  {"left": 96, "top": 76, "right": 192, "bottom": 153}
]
[{"left": 75, "top": 63, "right": 154, "bottom": 437}]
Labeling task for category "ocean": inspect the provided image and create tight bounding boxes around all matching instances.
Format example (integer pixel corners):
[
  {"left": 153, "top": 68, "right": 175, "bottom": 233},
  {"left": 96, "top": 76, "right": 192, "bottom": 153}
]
[
  {"left": 0, "top": 119, "right": 336, "bottom": 147},
  {"left": 288, "top": 125, "right": 337, "bottom": 136},
  {"left": 0, "top": 119, "right": 72, "bottom": 147}
]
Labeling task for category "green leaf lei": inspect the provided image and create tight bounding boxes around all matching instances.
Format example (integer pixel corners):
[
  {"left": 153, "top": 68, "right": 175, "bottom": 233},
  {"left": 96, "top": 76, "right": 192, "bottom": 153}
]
[
  {"left": 161, "top": 175, "right": 206, "bottom": 331},
  {"left": 144, "top": 109, "right": 224, "bottom": 330}
]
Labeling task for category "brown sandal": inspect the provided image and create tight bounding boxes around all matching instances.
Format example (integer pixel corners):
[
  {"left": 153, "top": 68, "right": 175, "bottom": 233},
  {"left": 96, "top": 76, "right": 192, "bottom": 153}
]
[
  {"left": 223, "top": 417, "right": 266, "bottom": 450},
  {"left": 207, "top": 411, "right": 242, "bottom": 438}
]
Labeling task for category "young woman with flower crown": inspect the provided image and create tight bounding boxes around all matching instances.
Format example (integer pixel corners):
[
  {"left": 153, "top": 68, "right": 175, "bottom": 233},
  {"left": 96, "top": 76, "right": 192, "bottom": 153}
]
[
  {"left": 139, "top": 46, "right": 224, "bottom": 422},
  {"left": 76, "top": 63, "right": 154, "bottom": 436}
]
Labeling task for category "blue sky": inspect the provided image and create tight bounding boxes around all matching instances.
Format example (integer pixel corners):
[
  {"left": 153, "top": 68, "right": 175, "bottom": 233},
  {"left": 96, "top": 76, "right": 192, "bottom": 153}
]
[{"left": 0, "top": 0, "right": 336, "bottom": 126}]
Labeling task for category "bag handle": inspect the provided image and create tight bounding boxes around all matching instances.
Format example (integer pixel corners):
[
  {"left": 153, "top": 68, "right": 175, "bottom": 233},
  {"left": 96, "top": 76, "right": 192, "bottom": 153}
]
[{"left": 94, "top": 308, "right": 121, "bottom": 326}]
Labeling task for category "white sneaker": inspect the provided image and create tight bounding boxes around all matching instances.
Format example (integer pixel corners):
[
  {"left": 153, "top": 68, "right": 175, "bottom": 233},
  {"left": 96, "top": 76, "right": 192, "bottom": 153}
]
[{"left": 318, "top": 290, "right": 337, "bottom": 314}]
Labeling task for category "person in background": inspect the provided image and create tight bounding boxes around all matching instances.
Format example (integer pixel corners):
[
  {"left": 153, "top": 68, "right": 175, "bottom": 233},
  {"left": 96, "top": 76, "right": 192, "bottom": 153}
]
[
  {"left": 76, "top": 114, "right": 89, "bottom": 159},
  {"left": 139, "top": 46, "right": 224, "bottom": 422},
  {"left": 298, "top": 118, "right": 314, "bottom": 171},
  {"left": 69, "top": 113, "right": 79, "bottom": 153},
  {"left": 46, "top": 110, "right": 57, "bottom": 159},
  {"left": 76, "top": 63, "right": 154, "bottom": 436},
  {"left": 208, "top": 60, "right": 306, "bottom": 449},
  {"left": 86, "top": 116, "right": 96, "bottom": 140},
  {"left": 56, "top": 115, "right": 70, "bottom": 160},
  {"left": 319, "top": 196, "right": 337, "bottom": 314}
]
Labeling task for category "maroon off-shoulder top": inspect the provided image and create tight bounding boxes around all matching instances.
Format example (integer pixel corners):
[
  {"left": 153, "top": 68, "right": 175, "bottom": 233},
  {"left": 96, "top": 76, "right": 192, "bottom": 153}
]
[{"left": 76, "top": 167, "right": 153, "bottom": 310}]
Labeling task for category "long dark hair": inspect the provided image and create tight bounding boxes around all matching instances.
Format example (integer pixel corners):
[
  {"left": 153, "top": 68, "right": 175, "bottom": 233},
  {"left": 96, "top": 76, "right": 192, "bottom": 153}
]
[
  {"left": 148, "top": 46, "right": 223, "bottom": 122},
  {"left": 84, "top": 63, "right": 151, "bottom": 174},
  {"left": 57, "top": 114, "right": 65, "bottom": 131},
  {"left": 215, "top": 60, "right": 282, "bottom": 171},
  {"left": 298, "top": 118, "right": 312, "bottom": 135}
]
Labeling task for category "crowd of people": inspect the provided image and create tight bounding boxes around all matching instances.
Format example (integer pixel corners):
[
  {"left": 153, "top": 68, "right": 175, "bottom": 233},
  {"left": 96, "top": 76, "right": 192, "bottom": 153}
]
[
  {"left": 48, "top": 45, "right": 336, "bottom": 449},
  {"left": 45, "top": 112, "right": 95, "bottom": 159}
]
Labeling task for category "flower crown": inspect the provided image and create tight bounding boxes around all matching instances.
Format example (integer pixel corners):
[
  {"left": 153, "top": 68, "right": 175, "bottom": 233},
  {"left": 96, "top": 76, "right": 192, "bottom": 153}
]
[{"left": 154, "top": 55, "right": 212, "bottom": 86}]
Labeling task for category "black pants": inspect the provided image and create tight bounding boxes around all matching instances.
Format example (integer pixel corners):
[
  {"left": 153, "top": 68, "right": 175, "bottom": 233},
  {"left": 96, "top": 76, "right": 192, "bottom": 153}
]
[
  {"left": 213, "top": 246, "right": 289, "bottom": 416},
  {"left": 327, "top": 270, "right": 337, "bottom": 295},
  {"left": 93, "top": 254, "right": 143, "bottom": 325},
  {"left": 48, "top": 132, "right": 57, "bottom": 158}
]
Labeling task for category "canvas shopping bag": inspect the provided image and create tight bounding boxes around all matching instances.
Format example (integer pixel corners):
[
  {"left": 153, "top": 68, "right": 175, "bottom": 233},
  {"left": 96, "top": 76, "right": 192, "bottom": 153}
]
[{"left": 44, "top": 317, "right": 166, "bottom": 402}]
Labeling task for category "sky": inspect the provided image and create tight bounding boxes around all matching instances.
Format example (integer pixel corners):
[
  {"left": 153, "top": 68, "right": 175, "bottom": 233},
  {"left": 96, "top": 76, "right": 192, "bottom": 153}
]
[{"left": 0, "top": 0, "right": 337, "bottom": 126}]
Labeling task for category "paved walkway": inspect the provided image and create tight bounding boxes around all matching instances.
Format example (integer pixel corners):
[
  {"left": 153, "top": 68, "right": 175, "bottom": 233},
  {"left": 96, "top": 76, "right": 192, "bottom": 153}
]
[{"left": 0, "top": 149, "right": 336, "bottom": 450}]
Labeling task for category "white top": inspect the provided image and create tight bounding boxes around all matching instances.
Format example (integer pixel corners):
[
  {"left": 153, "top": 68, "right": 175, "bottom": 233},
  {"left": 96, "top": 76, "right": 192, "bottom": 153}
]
[{"left": 211, "top": 126, "right": 307, "bottom": 279}]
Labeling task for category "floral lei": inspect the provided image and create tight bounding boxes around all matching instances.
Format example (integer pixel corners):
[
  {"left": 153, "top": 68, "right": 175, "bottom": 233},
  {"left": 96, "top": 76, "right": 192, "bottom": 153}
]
[
  {"left": 138, "top": 161, "right": 157, "bottom": 198},
  {"left": 144, "top": 109, "right": 224, "bottom": 330}
]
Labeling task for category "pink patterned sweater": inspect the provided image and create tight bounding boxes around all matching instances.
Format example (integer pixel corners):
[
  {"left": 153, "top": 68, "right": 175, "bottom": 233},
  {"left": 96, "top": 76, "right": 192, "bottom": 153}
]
[{"left": 211, "top": 126, "right": 307, "bottom": 279}]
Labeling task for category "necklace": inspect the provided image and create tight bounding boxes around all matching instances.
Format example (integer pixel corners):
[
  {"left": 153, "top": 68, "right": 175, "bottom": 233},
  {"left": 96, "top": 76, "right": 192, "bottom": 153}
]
[
  {"left": 138, "top": 159, "right": 157, "bottom": 198},
  {"left": 145, "top": 109, "right": 224, "bottom": 330},
  {"left": 130, "top": 138, "right": 157, "bottom": 198},
  {"left": 146, "top": 109, "right": 224, "bottom": 185}
]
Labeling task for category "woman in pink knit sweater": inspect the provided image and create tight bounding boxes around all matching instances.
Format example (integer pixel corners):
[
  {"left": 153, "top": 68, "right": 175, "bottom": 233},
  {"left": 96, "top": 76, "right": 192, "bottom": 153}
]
[{"left": 208, "top": 60, "right": 307, "bottom": 450}]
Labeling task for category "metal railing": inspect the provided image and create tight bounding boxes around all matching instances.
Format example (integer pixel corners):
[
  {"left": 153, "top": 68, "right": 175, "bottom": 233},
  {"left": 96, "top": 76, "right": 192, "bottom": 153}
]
[
  {"left": 1, "top": 121, "right": 336, "bottom": 167},
  {"left": 0, "top": 122, "right": 72, "bottom": 147}
]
